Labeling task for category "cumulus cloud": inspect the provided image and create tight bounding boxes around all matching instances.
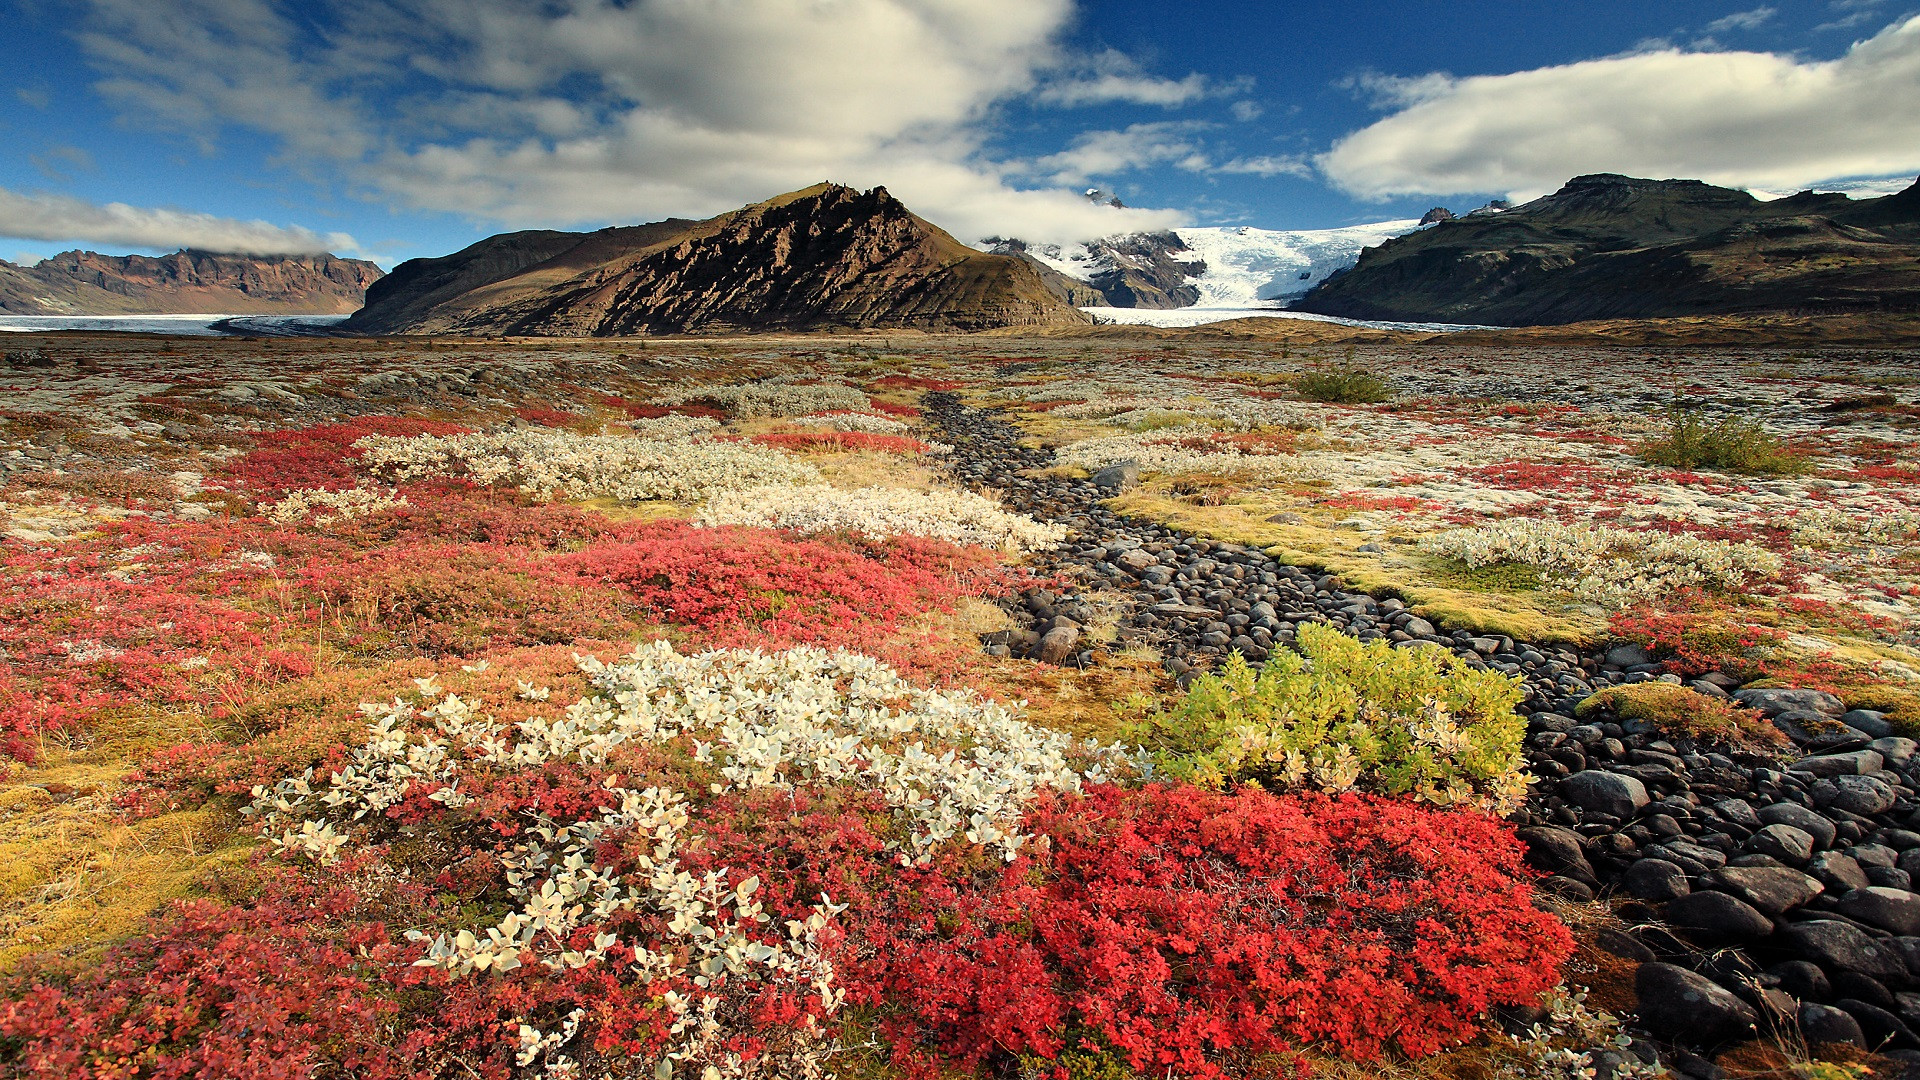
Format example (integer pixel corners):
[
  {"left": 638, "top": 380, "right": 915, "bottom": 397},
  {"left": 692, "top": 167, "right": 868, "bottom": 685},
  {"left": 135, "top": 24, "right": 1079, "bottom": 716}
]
[
  {"left": 0, "top": 186, "right": 359, "bottom": 255},
  {"left": 1320, "top": 15, "right": 1920, "bottom": 200},
  {"left": 73, "top": 0, "right": 1200, "bottom": 245},
  {"left": 1032, "top": 122, "right": 1213, "bottom": 184}
]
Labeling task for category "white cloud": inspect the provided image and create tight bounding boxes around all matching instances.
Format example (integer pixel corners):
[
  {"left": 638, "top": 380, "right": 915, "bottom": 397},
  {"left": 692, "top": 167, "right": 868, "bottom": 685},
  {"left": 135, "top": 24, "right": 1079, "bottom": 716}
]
[
  {"left": 1031, "top": 122, "right": 1213, "bottom": 184},
  {"left": 1035, "top": 49, "right": 1215, "bottom": 107},
  {"left": 1229, "top": 100, "right": 1263, "bottom": 122},
  {"left": 1705, "top": 6, "right": 1776, "bottom": 33},
  {"left": 1217, "top": 155, "right": 1311, "bottom": 178},
  {"left": 0, "top": 186, "right": 360, "bottom": 255},
  {"left": 1320, "top": 15, "right": 1920, "bottom": 200},
  {"left": 73, "top": 0, "right": 1198, "bottom": 245}
]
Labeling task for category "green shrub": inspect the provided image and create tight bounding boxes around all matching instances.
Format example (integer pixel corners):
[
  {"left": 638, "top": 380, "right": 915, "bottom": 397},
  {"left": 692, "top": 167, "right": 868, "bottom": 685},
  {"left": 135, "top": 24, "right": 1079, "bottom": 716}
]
[
  {"left": 1637, "top": 407, "right": 1809, "bottom": 474},
  {"left": 1293, "top": 361, "right": 1394, "bottom": 404},
  {"left": 1127, "top": 622, "right": 1528, "bottom": 811}
]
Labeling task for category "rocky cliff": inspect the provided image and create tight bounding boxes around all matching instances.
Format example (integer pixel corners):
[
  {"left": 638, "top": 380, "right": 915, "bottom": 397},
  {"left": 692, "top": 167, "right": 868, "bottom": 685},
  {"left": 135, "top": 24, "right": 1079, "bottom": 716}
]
[
  {"left": 344, "top": 184, "right": 1088, "bottom": 335},
  {"left": 0, "top": 249, "right": 383, "bottom": 315},
  {"left": 1293, "top": 174, "right": 1920, "bottom": 326}
]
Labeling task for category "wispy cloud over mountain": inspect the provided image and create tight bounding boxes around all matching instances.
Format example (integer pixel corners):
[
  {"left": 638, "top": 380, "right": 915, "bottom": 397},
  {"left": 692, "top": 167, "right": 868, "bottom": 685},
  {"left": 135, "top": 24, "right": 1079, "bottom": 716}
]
[{"left": 0, "top": 186, "right": 360, "bottom": 256}]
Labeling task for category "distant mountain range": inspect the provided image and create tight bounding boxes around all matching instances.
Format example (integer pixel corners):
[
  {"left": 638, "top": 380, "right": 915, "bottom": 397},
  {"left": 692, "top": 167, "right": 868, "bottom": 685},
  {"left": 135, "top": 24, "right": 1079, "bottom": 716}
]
[
  {"left": 0, "top": 249, "right": 383, "bottom": 315},
  {"left": 343, "top": 183, "right": 1087, "bottom": 335},
  {"left": 988, "top": 220, "right": 1420, "bottom": 311},
  {"left": 1293, "top": 173, "right": 1920, "bottom": 325}
]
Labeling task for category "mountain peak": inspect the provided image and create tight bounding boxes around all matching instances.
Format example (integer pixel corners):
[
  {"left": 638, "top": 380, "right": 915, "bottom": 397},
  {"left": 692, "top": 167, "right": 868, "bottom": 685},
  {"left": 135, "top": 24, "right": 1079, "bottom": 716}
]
[{"left": 345, "top": 184, "right": 1086, "bottom": 335}]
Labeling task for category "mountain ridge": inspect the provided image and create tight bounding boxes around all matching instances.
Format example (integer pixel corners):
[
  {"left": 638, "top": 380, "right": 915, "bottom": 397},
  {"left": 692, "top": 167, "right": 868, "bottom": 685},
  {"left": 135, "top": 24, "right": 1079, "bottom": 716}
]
[
  {"left": 0, "top": 249, "right": 383, "bottom": 315},
  {"left": 345, "top": 183, "right": 1088, "bottom": 335},
  {"left": 1292, "top": 173, "right": 1920, "bottom": 325}
]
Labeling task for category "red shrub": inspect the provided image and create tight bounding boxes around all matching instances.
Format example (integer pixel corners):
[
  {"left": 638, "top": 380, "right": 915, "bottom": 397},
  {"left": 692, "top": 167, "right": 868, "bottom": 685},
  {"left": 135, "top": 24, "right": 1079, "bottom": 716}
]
[
  {"left": 0, "top": 893, "right": 404, "bottom": 1080},
  {"left": 887, "top": 785, "right": 1572, "bottom": 1076},
  {"left": 224, "top": 418, "right": 466, "bottom": 494},
  {"left": 752, "top": 432, "right": 928, "bottom": 454},
  {"left": 1609, "top": 593, "right": 1788, "bottom": 677},
  {"left": 512, "top": 406, "right": 581, "bottom": 427},
  {"left": 555, "top": 522, "right": 990, "bottom": 651},
  {"left": 869, "top": 400, "right": 923, "bottom": 417}
]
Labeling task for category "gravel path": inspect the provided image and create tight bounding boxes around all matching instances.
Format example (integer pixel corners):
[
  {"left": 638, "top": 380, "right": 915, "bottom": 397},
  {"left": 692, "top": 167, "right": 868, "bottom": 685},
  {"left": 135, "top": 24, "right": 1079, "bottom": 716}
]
[{"left": 929, "top": 391, "right": 1920, "bottom": 1067}]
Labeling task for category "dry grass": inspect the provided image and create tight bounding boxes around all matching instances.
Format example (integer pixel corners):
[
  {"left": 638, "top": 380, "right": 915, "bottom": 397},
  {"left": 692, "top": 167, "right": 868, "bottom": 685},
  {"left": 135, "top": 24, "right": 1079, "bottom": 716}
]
[{"left": 1576, "top": 683, "right": 1788, "bottom": 750}]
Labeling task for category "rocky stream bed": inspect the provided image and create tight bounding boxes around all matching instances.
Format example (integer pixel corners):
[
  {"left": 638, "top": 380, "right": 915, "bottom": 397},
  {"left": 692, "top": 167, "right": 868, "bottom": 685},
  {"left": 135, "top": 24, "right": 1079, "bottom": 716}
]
[{"left": 927, "top": 392, "right": 1920, "bottom": 1073}]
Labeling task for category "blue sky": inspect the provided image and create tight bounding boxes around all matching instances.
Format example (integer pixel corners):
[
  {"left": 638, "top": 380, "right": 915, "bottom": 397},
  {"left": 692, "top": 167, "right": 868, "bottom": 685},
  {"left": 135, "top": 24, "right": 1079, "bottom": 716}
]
[{"left": 3, "top": 0, "right": 1917, "bottom": 267}]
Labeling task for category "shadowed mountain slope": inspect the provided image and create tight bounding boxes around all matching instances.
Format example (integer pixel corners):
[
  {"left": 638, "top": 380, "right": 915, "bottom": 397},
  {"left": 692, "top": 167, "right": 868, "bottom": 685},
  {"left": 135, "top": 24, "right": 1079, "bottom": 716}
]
[
  {"left": 1292, "top": 174, "right": 1920, "bottom": 326},
  {"left": 344, "top": 184, "right": 1089, "bottom": 335}
]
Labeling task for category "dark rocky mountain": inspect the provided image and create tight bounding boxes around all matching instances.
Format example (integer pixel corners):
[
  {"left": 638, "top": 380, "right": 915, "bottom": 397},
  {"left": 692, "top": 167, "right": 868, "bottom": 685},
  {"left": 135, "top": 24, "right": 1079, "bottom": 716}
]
[
  {"left": 344, "top": 183, "right": 1089, "bottom": 335},
  {"left": 1294, "top": 174, "right": 1920, "bottom": 325},
  {"left": 0, "top": 249, "right": 383, "bottom": 315},
  {"left": 986, "top": 231, "right": 1200, "bottom": 310}
]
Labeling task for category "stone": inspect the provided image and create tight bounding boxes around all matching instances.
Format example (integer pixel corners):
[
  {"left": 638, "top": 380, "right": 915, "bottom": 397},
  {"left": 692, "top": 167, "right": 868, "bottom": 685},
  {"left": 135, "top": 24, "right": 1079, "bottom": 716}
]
[
  {"left": 1624, "top": 858, "right": 1692, "bottom": 901},
  {"left": 1264, "top": 511, "right": 1305, "bottom": 525},
  {"left": 1113, "top": 549, "right": 1157, "bottom": 574},
  {"left": 1749, "top": 823, "right": 1817, "bottom": 865},
  {"left": 1810, "top": 852, "right": 1874, "bottom": 893},
  {"left": 1772, "top": 959, "right": 1833, "bottom": 1001},
  {"left": 1595, "top": 927, "right": 1657, "bottom": 962},
  {"left": 1036, "top": 626, "right": 1081, "bottom": 665},
  {"left": 1838, "top": 999, "right": 1920, "bottom": 1050},
  {"left": 1794, "top": 750, "right": 1886, "bottom": 778},
  {"left": 1635, "top": 962, "right": 1759, "bottom": 1045},
  {"left": 1815, "top": 775, "right": 1898, "bottom": 816},
  {"left": 1561, "top": 771, "right": 1650, "bottom": 819},
  {"left": 1710, "top": 866, "right": 1824, "bottom": 916},
  {"left": 1737, "top": 687, "right": 1847, "bottom": 716},
  {"left": 1518, "top": 826, "right": 1598, "bottom": 885},
  {"left": 1665, "top": 890, "right": 1775, "bottom": 939},
  {"left": 1151, "top": 603, "right": 1218, "bottom": 620},
  {"left": 1606, "top": 643, "right": 1653, "bottom": 668},
  {"left": 1837, "top": 888, "right": 1920, "bottom": 936},
  {"left": 1844, "top": 710, "right": 1895, "bottom": 738},
  {"left": 1800, "top": 1002, "right": 1868, "bottom": 1048},
  {"left": 1090, "top": 462, "right": 1141, "bottom": 494},
  {"left": 1873, "top": 738, "right": 1919, "bottom": 767},
  {"left": 1402, "top": 616, "right": 1437, "bottom": 638},
  {"left": 1760, "top": 803, "right": 1839, "bottom": 849},
  {"left": 1785, "top": 921, "right": 1912, "bottom": 981}
]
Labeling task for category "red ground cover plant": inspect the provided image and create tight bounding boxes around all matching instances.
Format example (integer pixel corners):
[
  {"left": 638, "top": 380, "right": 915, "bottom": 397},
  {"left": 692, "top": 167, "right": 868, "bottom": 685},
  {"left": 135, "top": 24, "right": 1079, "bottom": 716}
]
[
  {"left": 223, "top": 417, "right": 467, "bottom": 494},
  {"left": 1610, "top": 591, "right": 1789, "bottom": 677},
  {"left": 512, "top": 406, "right": 583, "bottom": 427},
  {"left": 751, "top": 431, "right": 929, "bottom": 454},
  {"left": 868, "top": 376, "right": 960, "bottom": 391},
  {"left": 556, "top": 521, "right": 994, "bottom": 653}
]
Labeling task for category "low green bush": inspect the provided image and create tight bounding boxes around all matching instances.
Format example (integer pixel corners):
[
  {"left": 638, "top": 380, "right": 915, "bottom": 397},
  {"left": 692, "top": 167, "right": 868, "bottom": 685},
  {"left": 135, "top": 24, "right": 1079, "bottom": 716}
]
[
  {"left": 1127, "top": 622, "right": 1528, "bottom": 811},
  {"left": 1294, "top": 361, "right": 1394, "bottom": 404},
  {"left": 1637, "top": 407, "right": 1809, "bottom": 474}
]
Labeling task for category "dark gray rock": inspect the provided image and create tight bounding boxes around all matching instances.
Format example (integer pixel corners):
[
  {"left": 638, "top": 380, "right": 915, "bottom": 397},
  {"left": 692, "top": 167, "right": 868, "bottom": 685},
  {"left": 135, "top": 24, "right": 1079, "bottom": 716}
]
[
  {"left": 1711, "top": 866, "right": 1824, "bottom": 915},
  {"left": 1562, "top": 771, "right": 1651, "bottom": 819},
  {"left": 1517, "top": 826, "right": 1598, "bottom": 885},
  {"left": 1794, "top": 750, "right": 1887, "bottom": 778},
  {"left": 1749, "top": 823, "right": 1817, "bottom": 865},
  {"left": 1800, "top": 1002, "right": 1868, "bottom": 1047},
  {"left": 1772, "top": 959, "right": 1833, "bottom": 1001},
  {"left": 1760, "top": 802, "right": 1839, "bottom": 849},
  {"left": 1844, "top": 710, "right": 1895, "bottom": 738},
  {"left": 1785, "top": 921, "right": 1912, "bottom": 981},
  {"left": 1624, "top": 858, "right": 1692, "bottom": 901},
  {"left": 1837, "top": 888, "right": 1920, "bottom": 936},
  {"left": 1090, "top": 462, "right": 1141, "bottom": 494},
  {"left": 1874, "top": 737, "right": 1919, "bottom": 767},
  {"left": 1666, "top": 890, "right": 1775, "bottom": 939},
  {"left": 1036, "top": 626, "right": 1082, "bottom": 664},
  {"left": 1811, "top": 852, "right": 1874, "bottom": 893},
  {"left": 1606, "top": 643, "right": 1653, "bottom": 668},
  {"left": 1737, "top": 688, "right": 1846, "bottom": 716},
  {"left": 1814, "top": 775, "right": 1899, "bottom": 816},
  {"left": 1635, "top": 962, "right": 1760, "bottom": 1045},
  {"left": 1838, "top": 998, "right": 1920, "bottom": 1050}
]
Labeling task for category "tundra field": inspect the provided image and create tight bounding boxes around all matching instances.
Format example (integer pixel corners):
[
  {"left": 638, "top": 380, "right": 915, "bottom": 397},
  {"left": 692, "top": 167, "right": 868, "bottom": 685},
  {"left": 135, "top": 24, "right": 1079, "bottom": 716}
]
[{"left": 3, "top": 330, "right": 1920, "bottom": 1080}]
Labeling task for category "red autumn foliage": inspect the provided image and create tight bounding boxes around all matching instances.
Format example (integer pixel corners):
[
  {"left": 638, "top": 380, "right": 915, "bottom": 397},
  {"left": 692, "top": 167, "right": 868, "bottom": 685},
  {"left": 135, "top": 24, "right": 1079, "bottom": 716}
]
[
  {"left": 512, "top": 406, "right": 582, "bottom": 427},
  {"left": 555, "top": 521, "right": 992, "bottom": 651},
  {"left": 868, "top": 376, "right": 960, "bottom": 391},
  {"left": 223, "top": 417, "right": 467, "bottom": 494},
  {"left": 751, "top": 431, "right": 929, "bottom": 454},
  {"left": 1609, "top": 592, "right": 1789, "bottom": 677}
]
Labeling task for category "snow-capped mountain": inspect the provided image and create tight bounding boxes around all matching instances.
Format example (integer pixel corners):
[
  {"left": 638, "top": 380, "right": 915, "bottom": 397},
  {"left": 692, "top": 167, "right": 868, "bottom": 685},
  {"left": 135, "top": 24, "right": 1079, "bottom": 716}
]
[{"left": 993, "top": 220, "right": 1422, "bottom": 310}]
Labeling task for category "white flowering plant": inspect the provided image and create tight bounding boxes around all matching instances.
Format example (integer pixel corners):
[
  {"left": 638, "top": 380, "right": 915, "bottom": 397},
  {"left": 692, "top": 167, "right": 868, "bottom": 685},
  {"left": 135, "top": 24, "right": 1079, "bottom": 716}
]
[
  {"left": 1419, "top": 518, "right": 1783, "bottom": 608},
  {"left": 265, "top": 486, "right": 408, "bottom": 526},
  {"left": 353, "top": 428, "right": 820, "bottom": 502},
  {"left": 243, "top": 642, "right": 1136, "bottom": 1078},
  {"left": 696, "top": 484, "right": 1066, "bottom": 552}
]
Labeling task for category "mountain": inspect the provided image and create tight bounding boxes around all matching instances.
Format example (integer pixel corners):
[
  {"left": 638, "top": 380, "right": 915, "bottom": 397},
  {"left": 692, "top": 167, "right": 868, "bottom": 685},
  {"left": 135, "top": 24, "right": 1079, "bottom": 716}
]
[
  {"left": 344, "top": 183, "right": 1087, "bottom": 335},
  {"left": 991, "top": 220, "right": 1420, "bottom": 311},
  {"left": 1292, "top": 173, "right": 1920, "bottom": 326},
  {"left": 0, "top": 249, "right": 383, "bottom": 315}
]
